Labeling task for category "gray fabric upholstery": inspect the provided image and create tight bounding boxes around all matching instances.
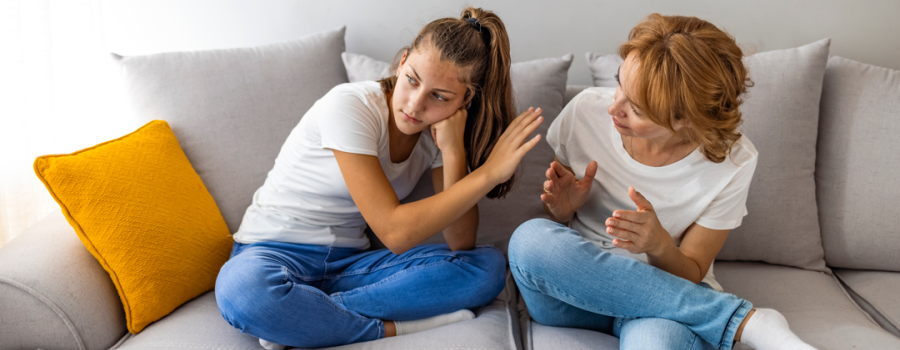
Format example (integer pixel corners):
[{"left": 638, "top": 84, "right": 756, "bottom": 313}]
[
  {"left": 0, "top": 211, "right": 126, "bottom": 350},
  {"left": 715, "top": 261, "right": 900, "bottom": 349},
  {"left": 817, "top": 56, "right": 900, "bottom": 271},
  {"left": 585, "top": 52, "right": 624, "bottom": 87},
  {"left": 835, "top": 269, "right": 900, "bottom": 337},
  {"left": 716, "top": 39, "right": 831, "bottom": 272},
  {"left": 113, "top": 27, "right": 349, "bottom": 234},
  {"left": 530, "top": 323, "right": 618, "bottom": 350},
  {"left": 342, "top": 51, "right": 390, "bottom": 82},
  {"left": 114, "top": 273, "right": 522, "bottom": 350}
]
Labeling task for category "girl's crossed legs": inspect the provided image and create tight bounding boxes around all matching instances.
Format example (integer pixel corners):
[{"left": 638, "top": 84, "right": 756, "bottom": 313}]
[{"left": 215, "top": 241, "right": 506, "bottom": 348}]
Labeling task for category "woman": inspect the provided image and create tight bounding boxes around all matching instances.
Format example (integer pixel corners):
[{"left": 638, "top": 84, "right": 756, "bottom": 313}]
[
  {"left": 508, "top": 14, "right": 815, "bottom": 350},
  {"left": 215, "top": 8, "right": 544, "bottom": 349}
]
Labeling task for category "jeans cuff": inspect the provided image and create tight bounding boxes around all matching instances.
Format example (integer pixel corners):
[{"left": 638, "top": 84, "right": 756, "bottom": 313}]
[{"left": 719, "top": 299, "right": 753, "bottom": 350}]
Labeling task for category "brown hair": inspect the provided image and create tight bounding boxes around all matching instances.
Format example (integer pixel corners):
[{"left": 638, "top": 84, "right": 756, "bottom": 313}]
[
  {"left": 618, "top": 14, "right": 753, "bottom": 163},
  {"left": 379, "top": 7, "right": 516, "bottom": 198}
]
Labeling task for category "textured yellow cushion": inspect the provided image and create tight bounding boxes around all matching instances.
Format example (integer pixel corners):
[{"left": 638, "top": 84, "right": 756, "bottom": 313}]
[{"left": 33, "top": 120, "right": 233, "bottom": 333}]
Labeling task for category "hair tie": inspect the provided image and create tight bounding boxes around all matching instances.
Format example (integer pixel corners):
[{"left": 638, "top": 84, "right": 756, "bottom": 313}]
[{"left": 465, "top": 17, "right": 482, "bottom": 33}]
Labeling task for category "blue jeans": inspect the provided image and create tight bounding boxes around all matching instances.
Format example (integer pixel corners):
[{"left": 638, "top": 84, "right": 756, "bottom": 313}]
[
  {"left": 508, "top": 219, "right": 752, "bottom": 350},
  {"left": 215, "top": 241, "right": 506, "bottom": 348}
]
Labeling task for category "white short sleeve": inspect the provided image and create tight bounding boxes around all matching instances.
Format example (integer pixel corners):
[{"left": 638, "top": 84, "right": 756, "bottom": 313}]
[
  {"left": 317, "top": 88, "right": 381, "bottom": 156},
  {"left": 547, "top": 93, "right": 578, "bottom": 166},
  {"left": 695, "top": 141, "right": 759, "bottom": 230}
]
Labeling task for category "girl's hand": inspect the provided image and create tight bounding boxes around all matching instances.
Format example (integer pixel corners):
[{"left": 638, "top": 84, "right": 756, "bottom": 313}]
[
  {"left": 431, "top": 108, "right": 468, "bottom": 155},
  {"left": 605, "top": 186, "right": 676, "bottom": 256},
  {"left": 541, "top": 160, "right": 597, "bottom": 222},
  {"left": 479, "top": 107, "right": 545, "bottom": 185}
]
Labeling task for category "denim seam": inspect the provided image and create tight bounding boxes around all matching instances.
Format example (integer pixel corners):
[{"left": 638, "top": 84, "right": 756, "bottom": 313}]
[
  {"left": 281, "top": 265, "right": 320, "bottom": 282},
  {"left": 323, "top": 247, "right": 334, "bottom": 276},
  {"left": 332, "top": 260, "right": 452, "bottom": 299},
  {"left": 510, "top": 263, "right": 627, "bottom": 319},
  {"left": 294, "top": 281, "right": 373, "bottom": 321},
  {"left": 325, "top": 252, "right": 460, "bottom": 279}
]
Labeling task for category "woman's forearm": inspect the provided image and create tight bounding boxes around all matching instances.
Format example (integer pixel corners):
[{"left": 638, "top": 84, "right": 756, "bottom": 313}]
[
  {"left": 646, "top": 241, "right": 704, "bottom": 284},
  {"left": 440, "top": 152, "right": 479, "bottom": 250}
]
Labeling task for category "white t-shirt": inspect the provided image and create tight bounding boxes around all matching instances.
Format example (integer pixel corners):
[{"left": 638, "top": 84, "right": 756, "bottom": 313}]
[
  {"left": 233, "top": 81, "right": 443, "bottom": 249},
  {"left": 546, "top": 87, "right": 758, "bottom": 291}
]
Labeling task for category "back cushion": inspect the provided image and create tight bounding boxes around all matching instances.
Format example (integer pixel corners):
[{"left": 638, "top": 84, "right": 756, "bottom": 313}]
[
  {"left": 816, "top": 56, "right": 900, "bottom": 271},
  {"left": 114, "top": 27, "right": 348, "bottom": 233},
  {"left": 716, "top": 39, "right": 830, "bottom": 272}
]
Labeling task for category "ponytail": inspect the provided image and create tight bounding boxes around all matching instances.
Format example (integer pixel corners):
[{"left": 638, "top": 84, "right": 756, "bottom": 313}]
[{"left": 380, "top": 7, "right": 516, "bottom": 198}]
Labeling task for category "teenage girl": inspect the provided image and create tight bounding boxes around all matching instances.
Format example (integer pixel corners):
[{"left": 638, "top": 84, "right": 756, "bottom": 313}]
[
  {"left": 509, "top": 14, "right": 816, "bottom": 350},
  {"left": 215, "top": 7, "right": 544, "bottom": 349}
]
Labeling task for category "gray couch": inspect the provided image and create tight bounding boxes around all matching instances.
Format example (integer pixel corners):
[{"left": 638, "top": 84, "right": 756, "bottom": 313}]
[{"left": 2, "top": 26, "right": 899, "bottom": 350}]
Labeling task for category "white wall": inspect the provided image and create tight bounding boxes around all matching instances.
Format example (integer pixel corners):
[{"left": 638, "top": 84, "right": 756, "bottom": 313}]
[{"left": 103, "top": 0, "right": 900, "bottom": 86}]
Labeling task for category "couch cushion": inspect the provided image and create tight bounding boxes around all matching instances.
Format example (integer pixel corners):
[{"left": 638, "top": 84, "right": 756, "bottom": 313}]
[
  {"left": 834, "top": 269, "right": 900, "bottom": 337},
  {"left": 715, "top": 261, "right": 900, "bottom": 349},
  {"left": 816, "top": 56, "right": 900, "bottom": 271},
  {"left": 585, "top": 52, "right": 623, "bottom": 88},
  {"left": 715, "top": 39, "right": 831, "bottom": 272},
  {"left": 113, "top": 27, "right": 349, "bottom": 234},
  {"left": 114, "top": 272, "right": 522, "bottom": 350}
]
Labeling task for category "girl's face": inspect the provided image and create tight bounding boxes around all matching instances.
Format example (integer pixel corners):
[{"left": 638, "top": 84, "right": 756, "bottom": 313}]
[
  {"left": 607, "top": 51, "right": 682, "bottom": 141},
  {"left": 392, "top": 45, "right": 469, "bottom": 135}
]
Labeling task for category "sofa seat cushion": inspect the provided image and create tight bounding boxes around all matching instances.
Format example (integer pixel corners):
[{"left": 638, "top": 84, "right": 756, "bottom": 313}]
[
  {"left": 835, "top": 269, "right": 900, "bottom": 337},
  {"left": 715, "top": 262, "right": 900, "bottom": 349},
  {"left": 519, "top": 261, "right": 900, "bottom": 350},
  {"left": 114, "top": 272, "right": 522, "bottom": 350},
  {"left": 525, "top": 323, "right": 618, "bottom": 350}
]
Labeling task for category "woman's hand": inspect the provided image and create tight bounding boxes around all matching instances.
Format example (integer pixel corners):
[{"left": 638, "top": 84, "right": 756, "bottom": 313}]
[
  {"left": 477, "top": 107, "right": 544, "bottom": 185},
  {"left": 541, "top": 160, "right": 597, "bottom": 223},
  {"left": 431, "top": 108, "right": 468, "bottom": 156},
  {"left": 605, "top": 186, "right": 676, "bottom": 257}
]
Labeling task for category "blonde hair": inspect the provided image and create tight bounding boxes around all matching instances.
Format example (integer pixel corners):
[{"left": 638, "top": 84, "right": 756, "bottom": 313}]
[
  {"left": 619, "top": 13, "right": 753, "bottom": 163},
  {"left": 380, "top": 7, "right": 516, "bottom": 198}
]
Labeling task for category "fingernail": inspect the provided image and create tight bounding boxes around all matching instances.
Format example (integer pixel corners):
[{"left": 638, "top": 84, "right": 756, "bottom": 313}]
[
  {"left": 537, "top": 116, "right": 543, "bottom": 122},
  {"left": 608, "top": 228, "right": 615, "bottom": 234},
  {"left": 614, "top": 212, "right": 621, "bottom": 218},
  {"left": 608, "top": 219, "right": 615, "bottom": 225}
]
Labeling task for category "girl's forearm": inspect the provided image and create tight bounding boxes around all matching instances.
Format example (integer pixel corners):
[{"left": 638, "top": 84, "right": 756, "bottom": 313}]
[
  {"left": 440, "top": 152, "right": 479, "bottom": 250},
  {"left": 385, "top": 167, "right": 493, "bottom": 254}
]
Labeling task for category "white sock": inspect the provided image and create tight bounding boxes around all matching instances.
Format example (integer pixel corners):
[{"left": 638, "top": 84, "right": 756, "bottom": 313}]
[
  {"left": 393, "top": 309, "right": 475, "bottom": 336},
  {"left": 739, "top": 308, "right": 817, "bottom": 350},
  {"left": 258, "top": 338, "right": 286, "bottom": 350}
]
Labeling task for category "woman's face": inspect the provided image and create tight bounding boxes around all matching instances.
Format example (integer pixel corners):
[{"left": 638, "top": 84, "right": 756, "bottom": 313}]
[
  {"left": 607, "top": 51, "right": 681, "bottom": 140},
  {"left": 392, "top": 45, "right": 469, "bottom": 135}
]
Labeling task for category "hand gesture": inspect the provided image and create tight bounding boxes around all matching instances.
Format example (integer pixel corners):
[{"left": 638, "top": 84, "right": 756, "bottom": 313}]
[
  {"left": 605, "top": 186, "right": 674, "bottom": 256},
  {"left": 480, "top": 107, "right": 544, "bottom": 185},
  {"left": 541, "top": 160, "right": 598, "bottom": 222},
  {"left": 431, "top": 108, "right": 468, "bottom": 155}
]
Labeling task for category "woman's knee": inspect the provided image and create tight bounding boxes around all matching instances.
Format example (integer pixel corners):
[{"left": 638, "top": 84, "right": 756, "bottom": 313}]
[
  {"left": 215, "top": 253, "right": 285, "bottom": 327},
  {"left": 508, "top": 218, "right": 570, "bottom": 271}
]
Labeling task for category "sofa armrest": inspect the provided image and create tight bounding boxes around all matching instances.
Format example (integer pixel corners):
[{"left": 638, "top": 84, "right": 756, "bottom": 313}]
[{"left": 0, "top": 210, "right": 126, "bottom": 350}]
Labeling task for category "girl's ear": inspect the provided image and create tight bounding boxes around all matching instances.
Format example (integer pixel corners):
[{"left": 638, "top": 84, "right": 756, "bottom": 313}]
[{"left": 396, "top": 50, "right": 409, "bottom": 76}]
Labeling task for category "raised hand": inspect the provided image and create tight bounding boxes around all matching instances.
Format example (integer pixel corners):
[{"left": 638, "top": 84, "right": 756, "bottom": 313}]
[
  {"left": 541, "top": 160, "right": 597, "bottom": 223},
  {"left": 479, "top": 107, "right": 544, "bottom": 185},
  {"left": 431, "top": 108, "right": 468, "bottom": 155},
  {"left": 605, "top": 186, "right": 674, "bottom": 256}
]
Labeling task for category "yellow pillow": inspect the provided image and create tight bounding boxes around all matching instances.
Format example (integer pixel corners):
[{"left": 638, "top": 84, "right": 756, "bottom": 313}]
[{"left": 34, "top": 120, "right": 233, "bottom": 333}]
